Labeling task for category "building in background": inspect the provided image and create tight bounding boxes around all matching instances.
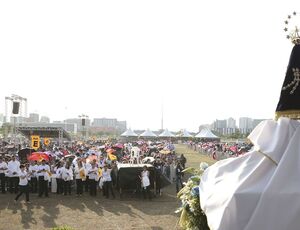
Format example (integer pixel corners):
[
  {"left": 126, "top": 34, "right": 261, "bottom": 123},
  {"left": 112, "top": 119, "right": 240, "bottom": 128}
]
[
  {"left": 226, "top": 117, "right": 237, "bottom": 134},
  {"left": 239, "top": 117, "right": 253, "bottom": 134},
  {"left": 212, "top": 119, "right": 227, "bottom": 135},
  {"left": 92, "top": 118, "right": 117, "bottom": 128},
  {"left": 64, "top": 118, "right": 91, "bottom": 132}
]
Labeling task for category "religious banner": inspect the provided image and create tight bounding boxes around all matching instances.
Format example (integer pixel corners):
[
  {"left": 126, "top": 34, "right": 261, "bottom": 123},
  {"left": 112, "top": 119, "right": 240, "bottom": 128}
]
[{"left": 31, "top": 135, "right": 40, "bottom": 150}]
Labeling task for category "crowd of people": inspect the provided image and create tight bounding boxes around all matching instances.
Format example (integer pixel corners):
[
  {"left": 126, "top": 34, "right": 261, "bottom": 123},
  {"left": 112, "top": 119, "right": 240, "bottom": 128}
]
[
  {"left": 0, "top": 139, "right": 187, "bottom": 203},
  {"left": 187, "top": 141, "right": 253, "bottom": 160}
]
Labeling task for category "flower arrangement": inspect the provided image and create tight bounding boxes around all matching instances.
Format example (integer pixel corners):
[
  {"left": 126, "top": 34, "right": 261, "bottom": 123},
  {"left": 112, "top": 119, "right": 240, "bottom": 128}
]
[{"left": 176, "top": 162, "right": 209, "bottom": 230}]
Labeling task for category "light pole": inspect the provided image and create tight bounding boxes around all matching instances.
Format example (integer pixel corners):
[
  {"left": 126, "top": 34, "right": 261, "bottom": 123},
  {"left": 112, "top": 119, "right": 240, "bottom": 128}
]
[{"left": 78, "top": 114, "right": 89, "bottom": 140}]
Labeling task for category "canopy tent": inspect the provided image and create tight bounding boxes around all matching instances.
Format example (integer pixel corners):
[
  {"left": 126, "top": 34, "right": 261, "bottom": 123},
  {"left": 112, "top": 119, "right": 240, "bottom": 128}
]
[
  {"left": 120, "top": 128, "right": 138, "bottom": 137},
  {"left": 159, "top": 129, "right": 175, "bottom": 137},
  {"left": 140, "top": 129, "right": 157, "bottom": 137},
  {"left": 177, "top": 129, "right": 193, "bottom": 138},
  {"left": 195, "top": 128, "right": 219, "bottom": 139}
]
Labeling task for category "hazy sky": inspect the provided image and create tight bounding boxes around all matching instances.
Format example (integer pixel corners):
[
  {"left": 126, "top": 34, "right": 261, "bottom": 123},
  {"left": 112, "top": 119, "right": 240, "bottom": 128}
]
[{"left": 1, "top": 0, "right": 300, "bottom": 131}]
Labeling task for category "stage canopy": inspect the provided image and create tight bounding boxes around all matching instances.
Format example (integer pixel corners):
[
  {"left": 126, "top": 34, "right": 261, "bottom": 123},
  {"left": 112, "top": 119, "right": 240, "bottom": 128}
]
[{"left": 16, "top": 126, "right": 71, "bottom": 141}]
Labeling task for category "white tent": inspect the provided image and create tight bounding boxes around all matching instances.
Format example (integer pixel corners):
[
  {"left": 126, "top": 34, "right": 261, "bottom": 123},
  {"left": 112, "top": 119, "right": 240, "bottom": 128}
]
[
  {"left": 195, "top": 128, "right": 219, "bottom": 139},
  {"left": 159, "top": 129, "right": 175, "bottom": 137},
  {"left": 177, "top": 129, "right": 193, "bottom": 138},
  {"left": 140, "top": 129, "right": 157, "bottom": 137},
  {"left": 120, "top": 128, "right": 138, "bottom": 137}
]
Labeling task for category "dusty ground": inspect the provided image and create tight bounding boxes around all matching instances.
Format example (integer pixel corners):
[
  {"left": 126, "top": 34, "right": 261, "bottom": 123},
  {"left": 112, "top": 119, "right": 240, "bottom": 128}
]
[
  {"left": 0, "top": 185, "right": 179, "bottom": 230},
  {"left": 0, "top": 144, "right": 214, "bottom": 230}
]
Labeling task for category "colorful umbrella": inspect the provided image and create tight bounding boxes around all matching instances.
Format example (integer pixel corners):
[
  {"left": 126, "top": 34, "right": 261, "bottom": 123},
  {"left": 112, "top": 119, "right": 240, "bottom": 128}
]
[
  {"left": 114, "top": 143, "right": 124, "bottom": 149},
  {"left": 27, "top": 152, "right": 50, "bottom": 162}
]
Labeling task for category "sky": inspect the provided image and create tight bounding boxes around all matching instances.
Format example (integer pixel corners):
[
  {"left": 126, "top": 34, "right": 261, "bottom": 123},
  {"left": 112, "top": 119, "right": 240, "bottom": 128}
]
[{"left": 1, "top": 0, "right": 300, "bottom": 132}]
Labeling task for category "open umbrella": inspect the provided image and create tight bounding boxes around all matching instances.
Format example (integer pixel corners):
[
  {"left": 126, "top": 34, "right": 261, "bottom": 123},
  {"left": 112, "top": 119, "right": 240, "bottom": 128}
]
[
  {"left": 28, "top": 152, "right": 50, "bottom": 162},
  {"left": 18, "top": 148, "right": 35, "bottom": 162},
  {"left": 114, "top": 143, "right": 124, "bottom": 149}
]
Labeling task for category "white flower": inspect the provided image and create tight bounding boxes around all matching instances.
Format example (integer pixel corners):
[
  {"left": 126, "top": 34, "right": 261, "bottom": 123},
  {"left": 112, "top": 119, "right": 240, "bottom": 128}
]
[{"left": 200, "top": 162, "right": 209, "bottom": 171}]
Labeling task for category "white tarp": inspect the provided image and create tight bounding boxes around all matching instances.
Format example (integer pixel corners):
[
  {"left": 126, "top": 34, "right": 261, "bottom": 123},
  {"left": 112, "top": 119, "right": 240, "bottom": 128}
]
[
  {"left": 120, "top": 128, "right": 138, "bottom": 137},
  {"left": 140, "top": 129, "right": 157, "bottom": 137},
  {"left": 195, "top": 128, "right": 219, "bottom": 139},
  {"left": 200, "top": 117, "right": 300, "bottom": 230},
  {"left": 159, "top": 129, "right": 175, "bottom": 137}
]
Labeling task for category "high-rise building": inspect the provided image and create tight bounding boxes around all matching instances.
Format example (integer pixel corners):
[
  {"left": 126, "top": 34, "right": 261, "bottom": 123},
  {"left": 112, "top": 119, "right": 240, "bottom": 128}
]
[
  {"left": 226, "top": 117, "right": 236, "bottom": 134},
  {"left": 212, "top": 119, "right": 227, "bottom": 135},
  {"left": 92, "top": 118, "right": 117, "bottom": 128},
  {"left": 239, "top": 117, "right": 253, "bottom": 134}
]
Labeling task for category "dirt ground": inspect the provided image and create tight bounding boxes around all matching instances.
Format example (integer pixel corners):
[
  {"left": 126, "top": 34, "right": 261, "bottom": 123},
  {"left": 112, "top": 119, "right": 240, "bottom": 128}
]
[
  {"left": 0, "top": 184, "right": 179, "bottom": 230},
  {"left": 0, "top": 144, "right": 213, "bottom": 230}
]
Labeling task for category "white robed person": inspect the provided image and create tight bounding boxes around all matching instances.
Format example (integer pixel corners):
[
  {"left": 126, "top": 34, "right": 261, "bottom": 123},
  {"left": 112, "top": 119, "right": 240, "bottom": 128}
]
[{"left": 199, "top": 27, "right": 300, "bottom": 230}]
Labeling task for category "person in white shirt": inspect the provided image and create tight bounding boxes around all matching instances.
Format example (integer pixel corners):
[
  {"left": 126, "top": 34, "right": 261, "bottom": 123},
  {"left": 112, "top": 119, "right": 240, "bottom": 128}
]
[
  {"left": 8, "top": 155, "right": 20, "bottom": 194},
  {"left": 74, "top": 160, "right": 85, "bottom": 196},
  {"left": 61, "top": 163, "right": 73, "bottom": 195},
  {"left": 98, "top": 155, "right": 105, "bottom": 168},
  {"left": 55, "top": 162, "right": 63, "bottom": 194},
  {"left": 102, "top": 164, "right": 115, "bottom": 199},
  {"left": 84, "top": 159, "right": 92, "bottom": 193},
  {"left": 28, "top": 161, "right": 38, "bottom": 193},
  {"left": 14, "top": 164, "right": 30, "bottom": 203},
  {"left": 87, "top": 162, "right": 98, "bottom": 196},
  {"left": 37, "top": 160, "right": 50, "bottom": 197},
  {"left": 0, "top": 157, "right": 8, "bottom": 193}
]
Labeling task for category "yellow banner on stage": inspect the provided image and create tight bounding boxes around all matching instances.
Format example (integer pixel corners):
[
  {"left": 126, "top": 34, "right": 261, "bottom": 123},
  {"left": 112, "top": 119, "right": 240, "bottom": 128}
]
[
  {"left": 31, "top": 135, "right": 40, "bottom": 150},
  {"left": 44, "top": 138, "right": 50, "bottom": 146}
]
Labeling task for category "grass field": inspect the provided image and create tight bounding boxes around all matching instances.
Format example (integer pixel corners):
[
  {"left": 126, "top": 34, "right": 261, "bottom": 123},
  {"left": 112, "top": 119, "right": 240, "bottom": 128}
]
[{"left": 175, "top": 144, "right": 216, "bottom": 168}]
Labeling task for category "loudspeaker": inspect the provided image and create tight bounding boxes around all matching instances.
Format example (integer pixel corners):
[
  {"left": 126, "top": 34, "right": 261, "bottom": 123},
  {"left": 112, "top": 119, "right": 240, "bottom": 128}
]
[
  {"left": 12, "top": 102, "right": 20, "bottom": 114},
  {"left": 82, "top": 118, "right": 85, "bottom": 126}
]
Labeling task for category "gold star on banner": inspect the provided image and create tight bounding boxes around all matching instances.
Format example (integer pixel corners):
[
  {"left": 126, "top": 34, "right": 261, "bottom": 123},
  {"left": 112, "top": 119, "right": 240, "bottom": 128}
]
[
  {"left": 285, "top": 20, "right": 289, "bottom": 24},
  {"left": 288, "top": 15, "right": 291, "bottom": 19},
  {"left": 293, "top": 12, "right": 297, "bottom": 16},
  {"left": 284, "top": 28, "right": 288, "bottom": 32},
  {"left": 287, "top": 35, "right": 290, "bottom": 39}
]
